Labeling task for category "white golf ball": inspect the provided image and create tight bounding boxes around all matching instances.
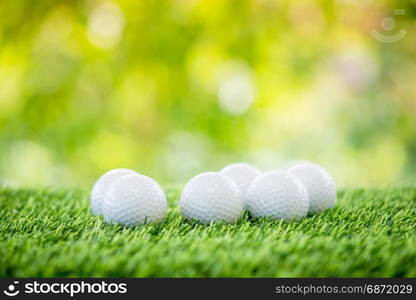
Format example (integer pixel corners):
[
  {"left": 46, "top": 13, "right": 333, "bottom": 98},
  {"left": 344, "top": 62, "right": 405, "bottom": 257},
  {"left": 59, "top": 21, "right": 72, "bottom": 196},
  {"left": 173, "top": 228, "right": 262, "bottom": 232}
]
[
  {"left": 90, "top": 168, "right": 137, "bottom": 215},
  {"left": 102, "top": 174, "right": 167, "bottom": 226},
  {"left": 287, "top": 162, "right": 336, "bottom": 213},
  {"left": 246, "top": 170, "right": 309, "bottom": 220},
  {"left": 179, "top": 172, "right": 244, "bottom": 224},
  {"left": 219, "top": 163, "right": 261, "bottom": 207}
]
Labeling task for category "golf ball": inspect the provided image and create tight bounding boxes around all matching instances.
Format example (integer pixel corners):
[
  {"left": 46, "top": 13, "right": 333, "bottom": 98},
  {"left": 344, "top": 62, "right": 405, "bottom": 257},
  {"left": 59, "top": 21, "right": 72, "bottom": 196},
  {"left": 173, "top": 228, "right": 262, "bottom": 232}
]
[
  {"left": 102, "top": 174, "right": 167, "bottom": 226},
  {"left": 246, "top": 170, "right": 309, "bottom": 220},
  {"left": 287, "top": 162, "right": 336, "bottom": 213},
  {"left": 179, "top": 172, "right": 244, "bottom": 224},
  {"left": 90, "top": 168, "right": 137, "bottom": 215},
  {"left": 219, "top": 163, "right": 261, "bottom": 207}
]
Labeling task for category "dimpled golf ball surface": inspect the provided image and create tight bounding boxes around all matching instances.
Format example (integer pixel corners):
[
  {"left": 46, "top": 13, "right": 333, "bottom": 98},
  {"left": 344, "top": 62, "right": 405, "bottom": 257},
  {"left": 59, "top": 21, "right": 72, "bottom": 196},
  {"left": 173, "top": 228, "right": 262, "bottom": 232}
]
[
  {"left": 287, "top": 162, "right": 336, "bottom": 213},
  {"left": 220, "top": 163, "right": 261, "bottom": 206},
  {"left": 90, "top": 168, "right": 137, "bottom": 215},
  {"left": 103, "top": 174, "right": 167, "bottom": 226},
  {"left": 246, "top": 170, "right": 309, "bottom": 220},
  {"left": 180, "top": 172, "right": 243, "bottom": 224}
]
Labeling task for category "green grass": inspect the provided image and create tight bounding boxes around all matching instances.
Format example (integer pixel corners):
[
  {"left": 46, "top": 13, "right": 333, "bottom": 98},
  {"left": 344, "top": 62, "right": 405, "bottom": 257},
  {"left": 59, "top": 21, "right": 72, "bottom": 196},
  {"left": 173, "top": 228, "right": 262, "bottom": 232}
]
[{"left": 1, "top": 186, "right": 416, "bottom": 277}]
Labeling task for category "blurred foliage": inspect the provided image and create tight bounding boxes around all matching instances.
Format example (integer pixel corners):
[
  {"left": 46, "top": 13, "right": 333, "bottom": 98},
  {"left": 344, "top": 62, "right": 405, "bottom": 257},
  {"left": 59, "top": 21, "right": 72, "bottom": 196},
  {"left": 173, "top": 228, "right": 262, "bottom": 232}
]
[{"left": 0, "top": 0, "right": 415, "bottom": 188}]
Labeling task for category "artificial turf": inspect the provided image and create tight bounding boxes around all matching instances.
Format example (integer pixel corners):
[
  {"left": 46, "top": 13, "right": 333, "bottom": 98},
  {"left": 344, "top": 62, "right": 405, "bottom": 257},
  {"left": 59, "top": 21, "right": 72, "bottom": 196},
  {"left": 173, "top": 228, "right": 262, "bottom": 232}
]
[{"left": 1, "top": 186, "right": 415, "bottom": 277}]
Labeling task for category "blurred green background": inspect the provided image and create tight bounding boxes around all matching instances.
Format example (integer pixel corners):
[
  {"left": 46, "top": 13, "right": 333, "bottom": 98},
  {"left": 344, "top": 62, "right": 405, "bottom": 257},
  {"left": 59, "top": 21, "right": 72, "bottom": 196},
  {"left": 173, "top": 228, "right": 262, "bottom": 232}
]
[{"left": 0, "top": 0, "right": 415, "bottom": 188}]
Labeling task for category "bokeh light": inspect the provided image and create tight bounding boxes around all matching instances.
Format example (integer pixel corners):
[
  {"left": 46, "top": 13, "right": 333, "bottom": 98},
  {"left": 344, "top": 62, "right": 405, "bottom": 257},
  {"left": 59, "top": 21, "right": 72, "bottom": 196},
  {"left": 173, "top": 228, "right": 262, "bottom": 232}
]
[{"left": 0, "top": 0, "right": 415, "bottom": 188}]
